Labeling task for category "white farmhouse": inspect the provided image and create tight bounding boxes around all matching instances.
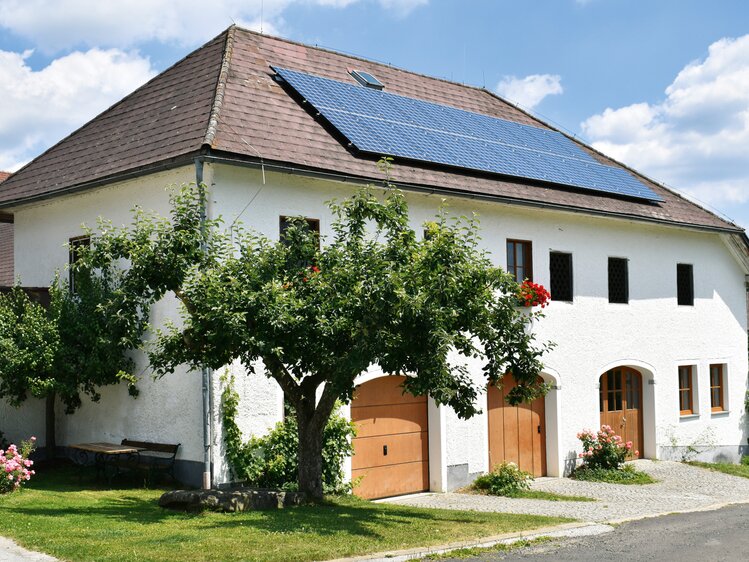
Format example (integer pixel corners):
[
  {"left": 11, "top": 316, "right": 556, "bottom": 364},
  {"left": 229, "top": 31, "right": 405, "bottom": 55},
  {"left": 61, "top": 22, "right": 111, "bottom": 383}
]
[{"left": 1, "top": 27, "right": 747, "bottom": 498}]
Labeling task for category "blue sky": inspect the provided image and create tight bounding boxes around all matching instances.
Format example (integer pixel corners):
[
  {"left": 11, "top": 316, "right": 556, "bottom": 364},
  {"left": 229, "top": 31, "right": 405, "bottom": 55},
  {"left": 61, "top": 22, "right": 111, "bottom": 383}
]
[{"left": 2, "top": 0, "right": 749, "bottom": 225}]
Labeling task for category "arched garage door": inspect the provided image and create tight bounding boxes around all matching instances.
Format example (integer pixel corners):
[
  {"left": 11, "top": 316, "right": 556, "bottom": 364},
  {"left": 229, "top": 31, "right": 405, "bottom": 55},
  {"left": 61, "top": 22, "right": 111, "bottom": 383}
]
[
  {"left": 487, "top": 376, "right": 546, "bottom": 476},
  {"left": 351, "top": 376, "right": 429, "bottom": 499}
]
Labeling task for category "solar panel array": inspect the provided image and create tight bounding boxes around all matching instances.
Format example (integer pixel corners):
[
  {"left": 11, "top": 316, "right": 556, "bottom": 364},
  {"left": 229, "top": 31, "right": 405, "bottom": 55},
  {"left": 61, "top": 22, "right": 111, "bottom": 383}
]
[{"left": 273, "top": 66, "right": 664, "bottom": 203}]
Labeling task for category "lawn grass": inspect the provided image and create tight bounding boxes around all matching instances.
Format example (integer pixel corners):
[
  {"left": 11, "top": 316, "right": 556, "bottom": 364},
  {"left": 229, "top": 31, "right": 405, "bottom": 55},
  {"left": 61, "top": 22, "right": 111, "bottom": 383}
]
[
  {"left": 463, "top": 487, "right": 594, "bottom": 502},
  {"left": 503, "top": 490, "right": 596, "bottom": 502},
  {"left": 420, "top": 536, "right": 555, "bottom": 560},
  {"left": 0, "top": 466, "right": 571, "bottom": 562},
  {"left": 687, "top": 460, "right": 749, "bottom": 479},
  {"left": 571, "top": 465, "right": 656, "bottom": 485}
]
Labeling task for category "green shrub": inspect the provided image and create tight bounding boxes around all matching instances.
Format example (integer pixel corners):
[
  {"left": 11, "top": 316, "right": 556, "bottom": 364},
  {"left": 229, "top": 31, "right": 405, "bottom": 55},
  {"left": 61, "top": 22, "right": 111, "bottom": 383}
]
[
  {"left": 472, "top": 462, "right": 533, "bottom": 496},
  {"left": 576, "top": 425, "right": 637, "bottom": 470},
  {"left": 741, "top": 456, "right": 749, "bottom": 467},
  {"left": 221, "top": 375, "right": 355, "bottom": 494},
  {"left": 572, "top": 464, "right": 655, "bottom": 485}
]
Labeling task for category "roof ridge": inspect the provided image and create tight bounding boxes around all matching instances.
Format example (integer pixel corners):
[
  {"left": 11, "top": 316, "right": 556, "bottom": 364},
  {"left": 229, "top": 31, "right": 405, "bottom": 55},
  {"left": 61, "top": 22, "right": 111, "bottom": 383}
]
[
  {"left": 232, "top": 25, "right": 532, "bottom": 117},
  {"left": 203, "top": 26, "right": 236, "bottom": 148}
]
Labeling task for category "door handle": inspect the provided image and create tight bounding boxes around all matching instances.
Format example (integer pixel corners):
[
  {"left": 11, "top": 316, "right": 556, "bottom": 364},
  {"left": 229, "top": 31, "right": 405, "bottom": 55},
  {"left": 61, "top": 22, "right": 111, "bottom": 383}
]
[
  {"left": 383, "top": 445, "right": 388, "bottom": 456},
  {"left": 537, "top": 425, "right": 541, "bottom": 434}
]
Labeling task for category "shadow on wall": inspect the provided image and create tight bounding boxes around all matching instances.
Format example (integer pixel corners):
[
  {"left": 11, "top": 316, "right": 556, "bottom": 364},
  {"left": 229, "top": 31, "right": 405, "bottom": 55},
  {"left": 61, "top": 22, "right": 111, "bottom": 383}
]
[
  {"left": 563, "top": 451, "right": 578, "bottom": 476},
  {"left": 740, "top": 387, "right": 749, "bottom": 457}
]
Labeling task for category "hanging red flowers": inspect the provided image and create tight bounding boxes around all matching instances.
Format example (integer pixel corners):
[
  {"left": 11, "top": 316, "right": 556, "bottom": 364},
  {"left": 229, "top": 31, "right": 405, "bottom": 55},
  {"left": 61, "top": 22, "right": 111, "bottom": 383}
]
[{"left": 516, "top": 280, "right": 550, "bottom": 308}]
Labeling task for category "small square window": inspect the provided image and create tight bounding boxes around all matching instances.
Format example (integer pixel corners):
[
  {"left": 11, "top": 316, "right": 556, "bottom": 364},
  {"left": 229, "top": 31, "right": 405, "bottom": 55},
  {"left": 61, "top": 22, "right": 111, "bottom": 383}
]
[
  {"left": 678, "top": 365, "right": 695, "bottom": 415},
  {"left": 608, "top": 257, "right": 629, "bottom": 304},
  {"left": 507, "top": 239, "right": 533, "bottom": 283},
  {"left": 709, "top": 364, "right": 725, "bottom": 412},
  {"left": 68, "top": 235, "right": 90, "bottom": 293},
  {"left": 280, "top": 216, "right": 320, "bottom": 248},
  {"left": 549, "top": 252, "right": 573, "bottom": 302},
  {"left": 677, "top": 263, "right": 694, "bottom": 306}
]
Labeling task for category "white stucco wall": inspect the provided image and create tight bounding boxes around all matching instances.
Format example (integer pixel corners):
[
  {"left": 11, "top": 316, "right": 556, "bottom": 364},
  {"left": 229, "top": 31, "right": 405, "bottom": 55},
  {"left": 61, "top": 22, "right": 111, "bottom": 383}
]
[
  {"left": 208, "top": 163, "right": 748, "bottom": 484},
  {"left": 7, "top": 160, "right": 748, "bottom": 489},
  {"left": 8, "top": 168, "right": 206, "bottom": 474}
]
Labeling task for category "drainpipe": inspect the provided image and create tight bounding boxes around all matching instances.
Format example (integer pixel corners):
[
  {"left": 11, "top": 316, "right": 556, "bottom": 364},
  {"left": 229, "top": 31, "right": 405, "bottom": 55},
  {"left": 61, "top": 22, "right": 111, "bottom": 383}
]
[{"left": 195, "top": 157, "right": 213, "bottom": 490}]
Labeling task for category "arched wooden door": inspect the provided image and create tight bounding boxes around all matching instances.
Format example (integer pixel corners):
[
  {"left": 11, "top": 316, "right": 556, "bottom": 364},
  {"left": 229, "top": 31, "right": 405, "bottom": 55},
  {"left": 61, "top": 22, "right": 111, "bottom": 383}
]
[
  {"left": 599, "top": 367, "right": 643, "bottom": 456},
  {"left": 487, "top": 376, "right": 546, "bottom": 476},
  {"left": 351, "top": 376, "right": 429, "bottom": 499}
]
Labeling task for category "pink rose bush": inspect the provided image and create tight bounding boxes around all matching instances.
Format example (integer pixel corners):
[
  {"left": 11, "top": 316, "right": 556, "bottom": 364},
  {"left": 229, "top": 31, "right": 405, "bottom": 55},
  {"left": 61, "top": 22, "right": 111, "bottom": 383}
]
[
  {"left": 576, "top": 425, "right": 638, "bottom": 471},
  {"left": 0, "top": 436, "right": 36, "bottom": 494}
]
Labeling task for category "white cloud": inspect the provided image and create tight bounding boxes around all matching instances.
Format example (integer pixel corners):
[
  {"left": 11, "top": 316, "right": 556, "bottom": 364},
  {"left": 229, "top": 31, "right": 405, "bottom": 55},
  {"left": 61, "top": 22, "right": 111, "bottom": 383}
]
[
  {"left": 0, "top": 48, "right": 156, "bottom": 172},
  {"left": 495, "top": 74, "right": 563, "bottom": 109},
  {"left": 581, "top": 34, "right": 749, "bottom": 210},
  {"left": 0, "top": 0, "right": 428, "bottom": 53},
  {"left": 377, "top": 0, "right": 428, "bottom": 18}
]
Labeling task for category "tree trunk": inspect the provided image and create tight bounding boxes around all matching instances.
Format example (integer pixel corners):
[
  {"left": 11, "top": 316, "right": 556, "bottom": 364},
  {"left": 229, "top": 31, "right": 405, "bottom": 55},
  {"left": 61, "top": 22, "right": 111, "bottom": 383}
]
[
  {"left": 296, "top": 401, "right": 325, "bottom": 501},
  {"left": 45, "top": 392, "right": 56, "bottom": 459}
]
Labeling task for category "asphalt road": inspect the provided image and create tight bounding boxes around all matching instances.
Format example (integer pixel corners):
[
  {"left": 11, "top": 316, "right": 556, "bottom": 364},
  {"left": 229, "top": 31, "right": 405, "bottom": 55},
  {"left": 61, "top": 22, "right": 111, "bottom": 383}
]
[{"left": 452, "top": 503, "right": 749, "bottom": 562}]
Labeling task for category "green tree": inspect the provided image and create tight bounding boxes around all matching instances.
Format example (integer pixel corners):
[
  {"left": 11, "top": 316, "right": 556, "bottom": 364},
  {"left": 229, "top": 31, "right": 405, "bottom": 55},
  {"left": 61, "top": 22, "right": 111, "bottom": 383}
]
[
  {"left": 0, "top": 255, "right": 147, "bottom": 453},
  {"left": 86, "top": 172, "right": 551, "bottom": 500}
]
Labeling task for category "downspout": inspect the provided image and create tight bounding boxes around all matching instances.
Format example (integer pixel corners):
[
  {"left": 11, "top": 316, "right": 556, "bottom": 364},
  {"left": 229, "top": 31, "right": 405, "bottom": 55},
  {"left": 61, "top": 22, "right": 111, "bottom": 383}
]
[{"left": 195, "top": 156, "right": 213, "bottom": 490}]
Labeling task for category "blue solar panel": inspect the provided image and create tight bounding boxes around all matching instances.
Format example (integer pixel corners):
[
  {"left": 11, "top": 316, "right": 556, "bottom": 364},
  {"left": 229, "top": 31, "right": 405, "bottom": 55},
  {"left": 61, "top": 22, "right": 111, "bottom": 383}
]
[{"left": 273, "top": 67, "right": 664, "bottom": 203}]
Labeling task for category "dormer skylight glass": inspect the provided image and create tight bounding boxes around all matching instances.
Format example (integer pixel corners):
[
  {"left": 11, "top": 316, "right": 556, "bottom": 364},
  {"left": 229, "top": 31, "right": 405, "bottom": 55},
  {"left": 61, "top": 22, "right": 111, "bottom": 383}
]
[{"left": 350, "top": 70, "right": 384, "bottom": 90}]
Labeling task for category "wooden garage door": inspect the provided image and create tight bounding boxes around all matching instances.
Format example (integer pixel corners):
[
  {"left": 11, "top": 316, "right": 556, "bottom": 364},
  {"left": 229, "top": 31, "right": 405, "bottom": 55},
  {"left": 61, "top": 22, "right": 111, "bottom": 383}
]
[
  {"left": 351, "top": 376, "right": 429, "bottom": 500},
  {"left": 487, "top": 376, "right": 546, "bottom": 476}
]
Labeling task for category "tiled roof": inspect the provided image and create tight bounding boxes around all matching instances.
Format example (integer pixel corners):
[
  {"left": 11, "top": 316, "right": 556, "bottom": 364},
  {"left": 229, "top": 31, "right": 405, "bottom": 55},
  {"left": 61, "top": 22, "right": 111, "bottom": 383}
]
[
  {"left": 0, "top": 26, "right": 740, "bottom": 234},
  {"left": 0, "top": 172, "right": 10, "bottom": 183}
]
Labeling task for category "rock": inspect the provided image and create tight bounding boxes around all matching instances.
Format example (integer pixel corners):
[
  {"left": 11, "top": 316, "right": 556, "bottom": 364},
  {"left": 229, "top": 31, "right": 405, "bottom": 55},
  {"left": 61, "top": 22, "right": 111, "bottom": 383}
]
[{"left": 158, "top": 488, "right": 308, "bottom": 512}]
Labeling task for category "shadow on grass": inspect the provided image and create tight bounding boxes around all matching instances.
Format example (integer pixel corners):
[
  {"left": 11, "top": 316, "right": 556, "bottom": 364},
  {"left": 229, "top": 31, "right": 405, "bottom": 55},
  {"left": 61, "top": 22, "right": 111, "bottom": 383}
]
[{"left": 9, "top": 466, "right": 559, "bottom": 542}]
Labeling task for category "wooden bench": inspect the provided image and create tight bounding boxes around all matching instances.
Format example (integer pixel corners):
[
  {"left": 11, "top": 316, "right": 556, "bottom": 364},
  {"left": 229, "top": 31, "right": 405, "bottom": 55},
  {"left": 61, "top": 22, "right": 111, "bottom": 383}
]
[{"left": 118, "top": 439, "right": 180, "bottom": 485}]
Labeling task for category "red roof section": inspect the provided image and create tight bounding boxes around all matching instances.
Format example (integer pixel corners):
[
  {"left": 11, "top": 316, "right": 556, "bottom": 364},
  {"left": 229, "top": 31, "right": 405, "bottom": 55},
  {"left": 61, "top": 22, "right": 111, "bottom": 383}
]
[{"left": 0, "top": 26, "right": 740, "bottom": 234}]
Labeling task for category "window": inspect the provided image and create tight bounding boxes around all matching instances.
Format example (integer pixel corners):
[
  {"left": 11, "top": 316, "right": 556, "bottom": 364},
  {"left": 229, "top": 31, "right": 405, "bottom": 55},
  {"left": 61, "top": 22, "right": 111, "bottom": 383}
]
[
  {"left": 678, "top": 365, "right": 694, "bottom": 415},
  {"left": 68, "top": 235, "right": 90, "bottom": 293},
  {"left": 677, "top": 263, "right": 694, "bottom": 306},
  {"left": 608, "top": 257, "right": 629, "bottom": 304},
  {"left": 549, "top": 252, "right": 573, "bottom": 302},
  {"left": 709, "top": 364, "right": 725, "bottom": 412},
  {"left": 507, "top": 239, "right": 532, "bottom": 282},
  {"left": 279, "top": 216, "right": 320, "bottom": 248}
]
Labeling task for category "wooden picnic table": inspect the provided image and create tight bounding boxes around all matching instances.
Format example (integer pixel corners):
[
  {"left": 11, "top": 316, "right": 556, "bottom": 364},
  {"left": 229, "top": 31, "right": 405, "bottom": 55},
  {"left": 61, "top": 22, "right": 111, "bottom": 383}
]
[{"left": 70, "top": 442, "right": 145, "bottom": 484}]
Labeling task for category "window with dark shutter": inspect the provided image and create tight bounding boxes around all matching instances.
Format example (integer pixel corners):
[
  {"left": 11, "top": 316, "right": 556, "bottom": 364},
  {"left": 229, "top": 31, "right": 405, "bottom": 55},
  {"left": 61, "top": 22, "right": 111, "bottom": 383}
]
[
  {"left": 677, "top": 263, "right": 694, "bottom": 306},
  {"left": 549, "top": 252, "right": 573, "bottom": 302},
  {"left": 68, "top": 235, "right": 90, "bottom": 293},
  {"left": 608, "top": 257, "right": 629, "bottom": 304},
  {"left": 506, "top": 239, "right": 533, "bottom": 282}
]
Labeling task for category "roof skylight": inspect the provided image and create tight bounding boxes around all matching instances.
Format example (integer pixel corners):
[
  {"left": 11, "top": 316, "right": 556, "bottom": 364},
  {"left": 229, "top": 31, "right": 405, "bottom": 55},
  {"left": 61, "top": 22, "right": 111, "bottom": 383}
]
[{"left": 350, "top": 70, "right": 384, "bottom": 90}]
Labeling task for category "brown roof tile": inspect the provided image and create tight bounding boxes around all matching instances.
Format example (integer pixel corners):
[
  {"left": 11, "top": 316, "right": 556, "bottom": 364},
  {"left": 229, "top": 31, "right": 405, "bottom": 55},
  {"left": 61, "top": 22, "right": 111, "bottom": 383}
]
[{"left": 0, "top": 26, "right": 740, "bottom": 234}]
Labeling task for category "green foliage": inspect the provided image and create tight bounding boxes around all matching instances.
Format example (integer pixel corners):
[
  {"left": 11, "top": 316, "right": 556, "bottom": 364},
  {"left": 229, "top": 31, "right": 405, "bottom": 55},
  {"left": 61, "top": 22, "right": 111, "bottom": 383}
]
[
  {"left": 85, "top": 164, "right": 553, "bottom": 497},
  {"left": 221, "top": 375, "right": 354, "bottom": 494},
  {"left": 0, "top": 242, "right": 149, "bottom": 415},
  {"left": 572, "top": 464, "right": 656, "bottom": 485},
  {"left": 741, "top": 456, "right": 749, "bottom": 467},
  {"left": 0, "top": 288, "right": 59, "bottom": 404},
  {"left": 472, "top": 461, "right": 533, "bottom": 496}
]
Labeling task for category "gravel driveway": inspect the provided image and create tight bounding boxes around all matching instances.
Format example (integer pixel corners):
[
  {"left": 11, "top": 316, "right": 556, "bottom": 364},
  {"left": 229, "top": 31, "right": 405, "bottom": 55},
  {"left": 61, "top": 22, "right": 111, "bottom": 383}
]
[{"left": 385, "top": 460, "right": 749, "bottom": 523}]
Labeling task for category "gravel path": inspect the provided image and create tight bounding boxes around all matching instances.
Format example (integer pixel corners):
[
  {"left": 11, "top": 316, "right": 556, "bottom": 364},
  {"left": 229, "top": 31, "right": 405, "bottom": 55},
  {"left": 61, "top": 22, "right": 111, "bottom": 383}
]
[{"left": 386, "top": 460, "right": 749, "bottom": 523}]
